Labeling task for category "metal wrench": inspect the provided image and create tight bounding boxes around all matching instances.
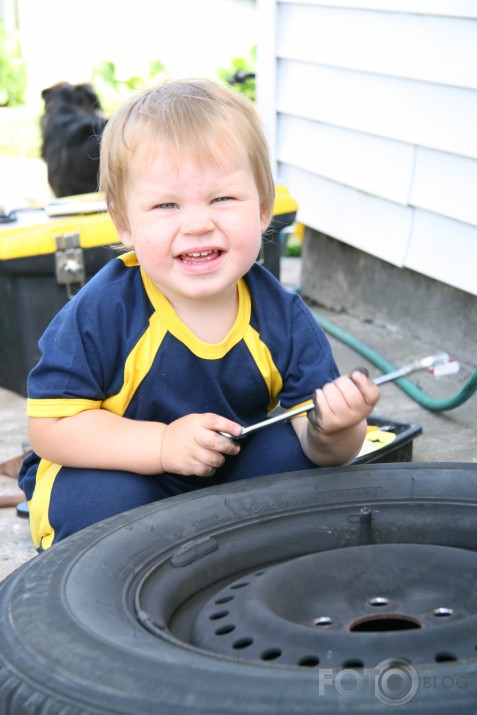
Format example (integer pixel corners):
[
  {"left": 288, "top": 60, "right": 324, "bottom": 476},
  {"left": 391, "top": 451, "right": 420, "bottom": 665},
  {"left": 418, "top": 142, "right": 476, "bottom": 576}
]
[{"left": 222, "top": 352, "right": 451, "bottom": 440}]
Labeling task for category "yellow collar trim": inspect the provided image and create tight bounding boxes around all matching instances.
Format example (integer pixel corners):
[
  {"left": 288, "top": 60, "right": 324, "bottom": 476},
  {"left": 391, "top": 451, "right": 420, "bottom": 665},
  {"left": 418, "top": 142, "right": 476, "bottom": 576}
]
[{"left": 141, "top": 271, "right": 251, "bottom": 360}]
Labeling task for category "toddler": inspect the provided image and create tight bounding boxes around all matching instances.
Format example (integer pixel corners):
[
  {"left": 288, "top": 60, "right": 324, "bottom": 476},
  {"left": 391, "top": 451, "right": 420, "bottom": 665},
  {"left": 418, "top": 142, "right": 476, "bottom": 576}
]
[{"left": 19, "top": 78, "right": 379, "bottom": 551}]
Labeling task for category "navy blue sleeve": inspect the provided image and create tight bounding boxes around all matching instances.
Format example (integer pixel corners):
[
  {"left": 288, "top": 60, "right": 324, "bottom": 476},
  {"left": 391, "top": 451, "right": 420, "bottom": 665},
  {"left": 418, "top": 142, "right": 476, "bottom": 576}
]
[
  {"left": 245, "top": 264, "right": 340, "bottom": 410},
  {"left": 277, "top": 293, "right": 340, "bottom": 408},
  {"left": 27, "top": 258, "right": 150, "bottom": 401}
]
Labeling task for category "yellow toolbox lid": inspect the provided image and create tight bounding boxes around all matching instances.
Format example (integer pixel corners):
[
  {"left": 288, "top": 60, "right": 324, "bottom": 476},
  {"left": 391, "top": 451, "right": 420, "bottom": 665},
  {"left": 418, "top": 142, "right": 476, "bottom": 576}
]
[
  {"left": 0, "top": 194, "right": 120, "bottom": 261},
  {"left": 273, "top": 185, "right": 298, "bottom": 217}
]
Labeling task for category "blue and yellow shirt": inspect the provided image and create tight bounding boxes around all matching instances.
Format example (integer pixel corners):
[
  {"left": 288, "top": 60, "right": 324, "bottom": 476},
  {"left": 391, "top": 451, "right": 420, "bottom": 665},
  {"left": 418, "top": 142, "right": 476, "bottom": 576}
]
[{"left": 26, "top": 252, "right": 339, "bottom": 453}]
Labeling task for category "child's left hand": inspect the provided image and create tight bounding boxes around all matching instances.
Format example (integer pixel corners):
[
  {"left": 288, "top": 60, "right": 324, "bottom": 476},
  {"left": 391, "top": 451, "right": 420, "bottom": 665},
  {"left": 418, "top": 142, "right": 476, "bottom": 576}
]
[
  {"left": 293, "top": 370, "right": 380, "bottom": 467},
  {"left": 308, "top": 370, "right": 380, "bottom": 435}
]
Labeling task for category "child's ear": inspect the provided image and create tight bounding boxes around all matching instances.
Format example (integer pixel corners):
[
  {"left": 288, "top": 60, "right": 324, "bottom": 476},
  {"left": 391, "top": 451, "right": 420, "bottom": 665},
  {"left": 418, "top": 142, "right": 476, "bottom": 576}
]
[
  {"left": 260, "top": 207, "right": 272, "bottom": 233},
  {"left": 117, "top": 226, "right": 134, "bottom": 249},
  {"left": 109, "top": 205, "right": 134, "bottom": 248}
]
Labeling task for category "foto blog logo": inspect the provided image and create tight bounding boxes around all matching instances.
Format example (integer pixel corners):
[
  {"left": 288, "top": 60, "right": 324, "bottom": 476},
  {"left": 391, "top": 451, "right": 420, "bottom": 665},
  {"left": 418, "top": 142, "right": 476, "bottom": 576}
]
[{"left": 318, "top": 658, "right": 419, "bottom": 706}]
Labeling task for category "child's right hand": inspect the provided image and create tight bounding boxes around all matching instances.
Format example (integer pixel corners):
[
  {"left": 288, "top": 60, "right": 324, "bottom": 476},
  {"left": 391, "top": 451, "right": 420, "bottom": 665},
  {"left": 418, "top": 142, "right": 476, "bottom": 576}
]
[{"left": 159, "top": 414, "right": 242, "bottom": 477}]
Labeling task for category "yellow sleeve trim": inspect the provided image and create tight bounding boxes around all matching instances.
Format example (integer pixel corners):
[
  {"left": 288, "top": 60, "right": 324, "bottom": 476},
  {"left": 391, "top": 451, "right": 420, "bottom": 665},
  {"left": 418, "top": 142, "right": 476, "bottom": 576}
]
[
  {"left": 27, "top": 398, "right": 102, "bottom": 418},
  {"left": 286, "top": 399, "right": 314, "bottom": 419}
]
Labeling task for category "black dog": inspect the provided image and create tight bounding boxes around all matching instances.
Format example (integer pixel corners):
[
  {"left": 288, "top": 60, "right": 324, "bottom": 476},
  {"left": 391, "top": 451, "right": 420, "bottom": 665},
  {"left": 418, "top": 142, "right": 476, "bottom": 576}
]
[{"left": 40, "top": 82, "right": 108, "bottom": 197}]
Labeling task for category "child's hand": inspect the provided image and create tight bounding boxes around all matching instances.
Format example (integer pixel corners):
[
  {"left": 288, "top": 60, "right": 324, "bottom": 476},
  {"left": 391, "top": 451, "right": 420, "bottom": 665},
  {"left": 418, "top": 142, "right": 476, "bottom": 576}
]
[
  {"left": 160, "top": 413, "right": 242, "bottom": 477},
  {"left": 308, "top": 370, "right": 380, "bottom": 435},
  {"left": 294, "top": 370, "right": 380, "bottom": 467}
]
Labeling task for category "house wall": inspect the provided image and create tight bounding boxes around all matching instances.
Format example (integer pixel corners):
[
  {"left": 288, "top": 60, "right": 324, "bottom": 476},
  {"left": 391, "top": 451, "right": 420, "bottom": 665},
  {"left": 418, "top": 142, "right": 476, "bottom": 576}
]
[{"left": 256, "top": 0, "right": 477, "bottom": 300}]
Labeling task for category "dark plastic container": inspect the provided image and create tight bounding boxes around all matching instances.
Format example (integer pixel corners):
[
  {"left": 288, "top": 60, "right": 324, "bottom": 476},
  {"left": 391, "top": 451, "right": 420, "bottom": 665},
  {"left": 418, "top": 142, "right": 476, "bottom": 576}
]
[
  {"left": 0, "top": 203, "right": 119, "bottom": 395},
  {"left": 260, "top": 186, "right": 298, "bottom": 280},
  {"left": 354, "top": 416, "right": 423, "bottom": 464}
]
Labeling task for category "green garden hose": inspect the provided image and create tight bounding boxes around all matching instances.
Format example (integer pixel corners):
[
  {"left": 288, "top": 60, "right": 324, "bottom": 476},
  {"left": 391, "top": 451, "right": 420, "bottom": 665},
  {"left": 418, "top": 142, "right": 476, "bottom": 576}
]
[{"left": 313, "top": 310, "right": 477, "bottom": 412}]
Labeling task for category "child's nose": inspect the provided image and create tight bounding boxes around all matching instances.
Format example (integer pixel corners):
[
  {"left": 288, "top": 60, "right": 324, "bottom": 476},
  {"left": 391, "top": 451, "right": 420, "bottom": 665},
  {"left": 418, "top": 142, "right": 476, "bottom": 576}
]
[{"left": 181, "top": 208, "right": 214, "bottom": 236}]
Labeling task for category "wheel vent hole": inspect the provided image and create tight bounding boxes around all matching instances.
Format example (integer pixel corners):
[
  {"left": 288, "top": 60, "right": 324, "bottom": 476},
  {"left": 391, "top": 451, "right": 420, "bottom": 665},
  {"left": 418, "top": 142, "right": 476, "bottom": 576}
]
[
  {"left": 342, "top": 659, "right": 365, "bottom": 669},
  {"left": 261, "top": 648, "right": 282, "bottom": 661},
  {"left": 214, "top": 596, "right": 234, "bottom": 605},
  {"left": 232, "top": 637, "right": 254, "bottom": 650},
  {"left": 435, "top": 652, "right": 458, "bottom": 663},
  {"left": 209, "top": 610, "right": 229, "bottom": 620},
  {"left": 230, "top": 582, "right": 249, "bottom": 590},
  {"left": 298, "top": 656, "right": 320, "bottom": 667},
  {"left": 214, "top": 624, "right": 236, "bottom": 635}
]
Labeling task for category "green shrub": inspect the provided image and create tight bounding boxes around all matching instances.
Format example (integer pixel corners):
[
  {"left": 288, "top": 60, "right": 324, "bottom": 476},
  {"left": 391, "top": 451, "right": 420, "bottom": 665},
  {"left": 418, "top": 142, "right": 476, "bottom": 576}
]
[
  {"left": 216, "top": 46, "right": 256, "bottom": 102},
  {"left": 0, "top": 21, "right": 28, "bottom": 107},
  {"left": 0, "top": 109, "right": 41, "bottom": 157},
  {"left": 91, "top": 59, "right": 167, "bottom": 115}
]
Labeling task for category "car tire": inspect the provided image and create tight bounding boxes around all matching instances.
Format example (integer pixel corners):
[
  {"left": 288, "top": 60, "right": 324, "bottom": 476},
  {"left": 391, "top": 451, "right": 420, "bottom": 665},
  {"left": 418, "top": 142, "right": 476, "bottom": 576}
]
[{"left": 0, "top": 462, "right": 476, "bottom": 714}]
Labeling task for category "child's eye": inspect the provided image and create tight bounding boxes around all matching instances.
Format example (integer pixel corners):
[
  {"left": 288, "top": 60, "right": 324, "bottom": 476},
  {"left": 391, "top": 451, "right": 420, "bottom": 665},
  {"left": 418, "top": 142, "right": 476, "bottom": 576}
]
[
  {"left": 155, "top": 202, "right": 177, "bottom": 210},
  {"left": 212, "top": 196, "right": 234, "bottom": 204}
]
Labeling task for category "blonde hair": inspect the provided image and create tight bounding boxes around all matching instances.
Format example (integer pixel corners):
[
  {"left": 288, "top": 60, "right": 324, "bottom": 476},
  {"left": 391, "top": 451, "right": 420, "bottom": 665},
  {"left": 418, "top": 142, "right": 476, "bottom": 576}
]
[{"left": 99, "top": 78, "right": 275, "bottom": 230}]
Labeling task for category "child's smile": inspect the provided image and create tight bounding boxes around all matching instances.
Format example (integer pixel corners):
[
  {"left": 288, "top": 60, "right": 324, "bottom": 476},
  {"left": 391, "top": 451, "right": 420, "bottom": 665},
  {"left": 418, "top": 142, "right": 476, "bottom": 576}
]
[
  {"left": 178, "top": 249, "right": 221, "bottom": 265},
  {"left": 175, "top": 247, "right": 225, "bottom": 272}
]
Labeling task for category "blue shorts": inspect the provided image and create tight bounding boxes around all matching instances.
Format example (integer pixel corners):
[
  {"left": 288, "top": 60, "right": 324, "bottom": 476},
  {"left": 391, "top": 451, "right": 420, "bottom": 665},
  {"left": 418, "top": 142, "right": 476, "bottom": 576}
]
[{"left": 19, "top": 421, "right": 316, "bottom": 551}]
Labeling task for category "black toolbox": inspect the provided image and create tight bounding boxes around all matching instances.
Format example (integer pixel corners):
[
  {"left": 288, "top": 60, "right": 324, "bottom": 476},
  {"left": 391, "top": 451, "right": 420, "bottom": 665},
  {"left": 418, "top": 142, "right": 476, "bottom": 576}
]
[{"left": 0, "top": 197, "right": 120, "bottom": 395}]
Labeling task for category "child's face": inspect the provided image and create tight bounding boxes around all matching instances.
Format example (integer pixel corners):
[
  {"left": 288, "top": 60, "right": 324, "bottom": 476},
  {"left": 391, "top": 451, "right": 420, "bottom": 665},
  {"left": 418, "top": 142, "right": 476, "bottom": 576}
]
[{"left": 117, "top": 140, "right": 268, "bottom": 306}]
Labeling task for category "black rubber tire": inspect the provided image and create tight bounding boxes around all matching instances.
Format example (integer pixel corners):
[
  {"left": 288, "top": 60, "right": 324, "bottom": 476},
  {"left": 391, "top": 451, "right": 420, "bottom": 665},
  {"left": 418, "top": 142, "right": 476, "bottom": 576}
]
[{"left": 1, "top": 463, "right": 477, "bottom": 714}]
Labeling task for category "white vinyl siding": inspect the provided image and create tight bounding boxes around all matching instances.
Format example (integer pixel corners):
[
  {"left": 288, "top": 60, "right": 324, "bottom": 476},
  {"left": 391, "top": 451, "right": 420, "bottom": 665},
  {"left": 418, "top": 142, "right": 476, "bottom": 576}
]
[
  {"left": 277, "top": 115, "right": 415, "bottom": 205},
  {"left": 404, "top": 210, "right": 477, "bottom": 296},
  {"left": 277, "top": 6, "right": 477, "bottom": 90},
  {"left": 409, "top": 150, "right": 477, "bottom": 227},
  {"left": 278, "top": 164, "right": 413, "bottom": 266},
  {"left": 257, "top": 0, "right": 477, "bottom": 295},
  {"left": 276, "top": 61, "right": 477, "bottom": 161},
  {"left": 279, "top": 0, "right": 477, "bottom": 20}
]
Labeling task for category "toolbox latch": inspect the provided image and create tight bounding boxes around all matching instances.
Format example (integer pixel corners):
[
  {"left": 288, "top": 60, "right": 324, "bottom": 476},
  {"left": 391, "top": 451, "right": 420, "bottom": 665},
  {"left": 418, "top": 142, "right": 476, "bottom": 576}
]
[{"left": 55, "top": 233, "right": 85, "bottom": 299}]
